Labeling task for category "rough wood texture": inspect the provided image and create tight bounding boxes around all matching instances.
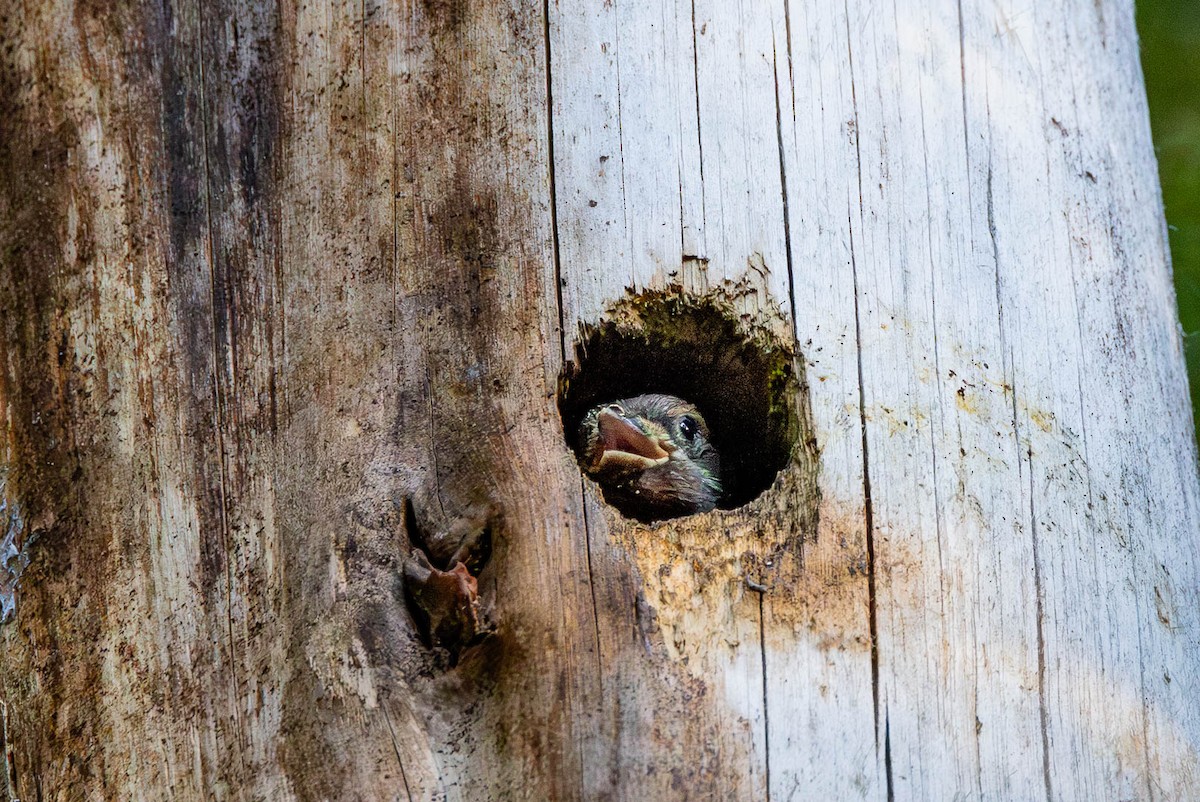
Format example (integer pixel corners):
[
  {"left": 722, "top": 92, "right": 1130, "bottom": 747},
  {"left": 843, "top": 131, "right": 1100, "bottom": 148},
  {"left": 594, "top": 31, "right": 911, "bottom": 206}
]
[{"left": 1, "top": 0, "right": 1197, "bottom": 799}]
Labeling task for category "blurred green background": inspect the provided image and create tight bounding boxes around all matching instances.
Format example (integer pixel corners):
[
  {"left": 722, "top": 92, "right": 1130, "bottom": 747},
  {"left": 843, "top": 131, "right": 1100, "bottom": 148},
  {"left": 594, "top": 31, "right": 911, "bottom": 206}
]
[{"left": 1139, "top": 0, "right": 1200, "bottom": 437}]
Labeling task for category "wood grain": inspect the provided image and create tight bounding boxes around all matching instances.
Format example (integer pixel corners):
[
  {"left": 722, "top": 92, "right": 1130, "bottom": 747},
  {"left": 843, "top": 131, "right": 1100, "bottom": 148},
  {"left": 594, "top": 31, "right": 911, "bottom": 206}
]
[{"left": 0, "top": 0, "right": 1196, "bottom": 798}]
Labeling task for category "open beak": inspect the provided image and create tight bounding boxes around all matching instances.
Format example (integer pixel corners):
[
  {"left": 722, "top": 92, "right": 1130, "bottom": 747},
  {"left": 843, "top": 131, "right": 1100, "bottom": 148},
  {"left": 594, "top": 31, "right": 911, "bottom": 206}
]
[{"left": 589, "top": 408, "right": 671, "bottom": 472}]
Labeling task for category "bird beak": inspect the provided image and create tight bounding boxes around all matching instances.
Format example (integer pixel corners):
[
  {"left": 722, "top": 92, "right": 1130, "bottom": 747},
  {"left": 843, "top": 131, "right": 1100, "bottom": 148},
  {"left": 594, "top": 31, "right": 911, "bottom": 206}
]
[{"left": 590, "top": 408, "right": 671, "bottom": 472}]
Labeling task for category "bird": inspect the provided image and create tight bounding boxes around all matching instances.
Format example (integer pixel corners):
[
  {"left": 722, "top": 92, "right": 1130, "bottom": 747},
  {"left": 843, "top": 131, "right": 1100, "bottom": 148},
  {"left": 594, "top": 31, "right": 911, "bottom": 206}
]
[{"left": 576, "top": 393, "right": 721, "bottom": 521}]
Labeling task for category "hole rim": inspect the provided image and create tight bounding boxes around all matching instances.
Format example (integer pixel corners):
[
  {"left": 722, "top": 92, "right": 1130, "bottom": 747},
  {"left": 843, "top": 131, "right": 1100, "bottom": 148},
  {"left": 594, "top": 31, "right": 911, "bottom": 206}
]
[{"left": 558, "top": 287, "right": 808, "bottom": 519}]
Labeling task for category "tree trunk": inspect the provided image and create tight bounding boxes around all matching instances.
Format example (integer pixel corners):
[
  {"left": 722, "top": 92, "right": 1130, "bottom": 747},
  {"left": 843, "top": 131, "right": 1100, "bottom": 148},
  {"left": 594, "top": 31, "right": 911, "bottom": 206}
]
[{"left": 2, "top": 0, "right": 1197, "bottom": 799}]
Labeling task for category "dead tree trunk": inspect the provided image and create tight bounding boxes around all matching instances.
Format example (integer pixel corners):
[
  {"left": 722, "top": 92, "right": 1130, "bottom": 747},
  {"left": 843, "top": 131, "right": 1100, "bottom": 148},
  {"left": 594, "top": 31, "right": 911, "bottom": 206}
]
[{"left": 2, "top": 0, "right": 1198, "bottom": 798}]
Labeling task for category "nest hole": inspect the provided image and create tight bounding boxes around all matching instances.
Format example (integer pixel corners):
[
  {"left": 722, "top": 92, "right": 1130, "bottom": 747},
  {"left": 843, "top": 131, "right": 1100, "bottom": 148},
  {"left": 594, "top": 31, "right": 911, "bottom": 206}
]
[{"left": 558, "top": 290, "right": 802, "bottom": 514}]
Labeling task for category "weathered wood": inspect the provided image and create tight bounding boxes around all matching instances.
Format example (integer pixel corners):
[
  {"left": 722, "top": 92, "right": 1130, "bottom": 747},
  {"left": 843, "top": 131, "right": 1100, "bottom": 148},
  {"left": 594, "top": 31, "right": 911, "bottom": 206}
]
[{"left": 1, "top": 0, "right": 1197, "bottom": 799}]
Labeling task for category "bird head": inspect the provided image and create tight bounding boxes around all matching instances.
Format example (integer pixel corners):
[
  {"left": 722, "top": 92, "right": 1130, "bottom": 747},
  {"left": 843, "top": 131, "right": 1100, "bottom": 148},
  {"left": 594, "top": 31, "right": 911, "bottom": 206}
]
[{"left": 576, "top": 393, "right": 721, "bottom": 521}]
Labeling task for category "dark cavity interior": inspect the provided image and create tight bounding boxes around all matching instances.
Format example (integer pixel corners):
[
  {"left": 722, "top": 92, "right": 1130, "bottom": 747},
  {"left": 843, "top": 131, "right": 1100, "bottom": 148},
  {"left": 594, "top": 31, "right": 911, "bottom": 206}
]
[{"left": 558, "top": 291, "right": 802, "bottom": 512}]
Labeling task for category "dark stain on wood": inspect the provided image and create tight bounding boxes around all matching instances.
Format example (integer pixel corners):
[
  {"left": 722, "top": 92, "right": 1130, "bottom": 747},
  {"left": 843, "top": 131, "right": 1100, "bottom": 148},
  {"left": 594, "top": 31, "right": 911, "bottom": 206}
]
[
  {"left": 0, "top": 0, "right": 807, "bottom": 796},
  {"left": 0, "top": 9, "right": 106, "bottom": 791},
  {"left": 421, "top": 0, "right": 468, "bottom": 33}
]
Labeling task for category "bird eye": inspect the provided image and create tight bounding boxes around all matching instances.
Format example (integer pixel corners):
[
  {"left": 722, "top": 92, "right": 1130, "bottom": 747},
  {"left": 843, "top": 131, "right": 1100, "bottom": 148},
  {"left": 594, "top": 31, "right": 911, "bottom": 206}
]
[{"left": 679, "top": 415, "right": 699, "bottom": 441}]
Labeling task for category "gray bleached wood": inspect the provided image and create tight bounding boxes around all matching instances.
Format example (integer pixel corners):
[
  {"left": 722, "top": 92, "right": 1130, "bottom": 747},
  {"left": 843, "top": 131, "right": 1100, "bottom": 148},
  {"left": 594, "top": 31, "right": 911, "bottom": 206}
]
[
  {"left": 0, "top": 0, "right": 1195, "bottom": 798},
  {"left": 552, "top": 0, "right": 1200, "bottom": 797}
]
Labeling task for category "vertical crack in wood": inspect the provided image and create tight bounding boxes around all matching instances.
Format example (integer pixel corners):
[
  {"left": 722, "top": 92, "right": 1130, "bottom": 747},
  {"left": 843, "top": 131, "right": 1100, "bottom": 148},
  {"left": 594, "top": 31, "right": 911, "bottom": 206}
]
[
  {"left": 612, "top": 6, "right": 630, "bottom": 256},
  {"left": 914, "top": 31, "right": 950, "bottom": 606},
  {"left": 955, "top": 9, "right": 987, "bottom": 794},
  {"left": 986, "top": 163, "right": 1014, "bottom": 464},
  {"left": 781, "top": 0, "right": 795, "bottom": 122},
  {"left": 771, "top": 26, "right": 797, "bottom": 336},
  {"left": 195, "top": 0, "right": 248, "bottom": 766},
  {"left": 576, "top": 477, "right": 608, "bottom": 799},
  {"left": 381, "top": 705, "right": 415, "bottom": 802},
  {"left": 579, "top": 486, "right": 605, "bottom": 676},
  {"left": 883, "top": 713, "right": 894, "bottom": 802},
  {"left": 841, "top": 4, "right": 886, "bottom": 794},
  {"left": 2, "top": 700, "right": 17, "bottom": 801},
  {"left": 955, "top": 0, "right": 971, "bottom": 172},
  {"left": 543, "top": 7, "right": 605, "bottom": 790},
  {"left": 988, "top": 71, "right": 1054, "bottom": 798},
  {"left": 1050, "top": 2, "right": 1096, "bottom": 510},
  {"left": 542, "top": 0, "right": 568, "bottom": 364},
  {"left": 1133, "top": 570, "right": 1155, "bottom": 802},
  {"left": 757, "top": 590, "right": 771, "bottom": 801},
  {"left": 689, "top": 0, "right": 707, "bottom": 230},
  {"left": 422, "top": 362, "right": 447, "bottom": 521},
  {"left": 360, "top": 0, "right": 367, "bottom": 117},
  {"left": 854, "top": 204, "right": 887, "bottom": 789},
  {"left": 984, "top": 156, "right": 1022, "bottom": 797},
  {"left": 763, "top": 12, "right": 796, "bottom": 795},
  {"left": 1026, "top": 447, "right": 1053, "bottom": 802}
]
